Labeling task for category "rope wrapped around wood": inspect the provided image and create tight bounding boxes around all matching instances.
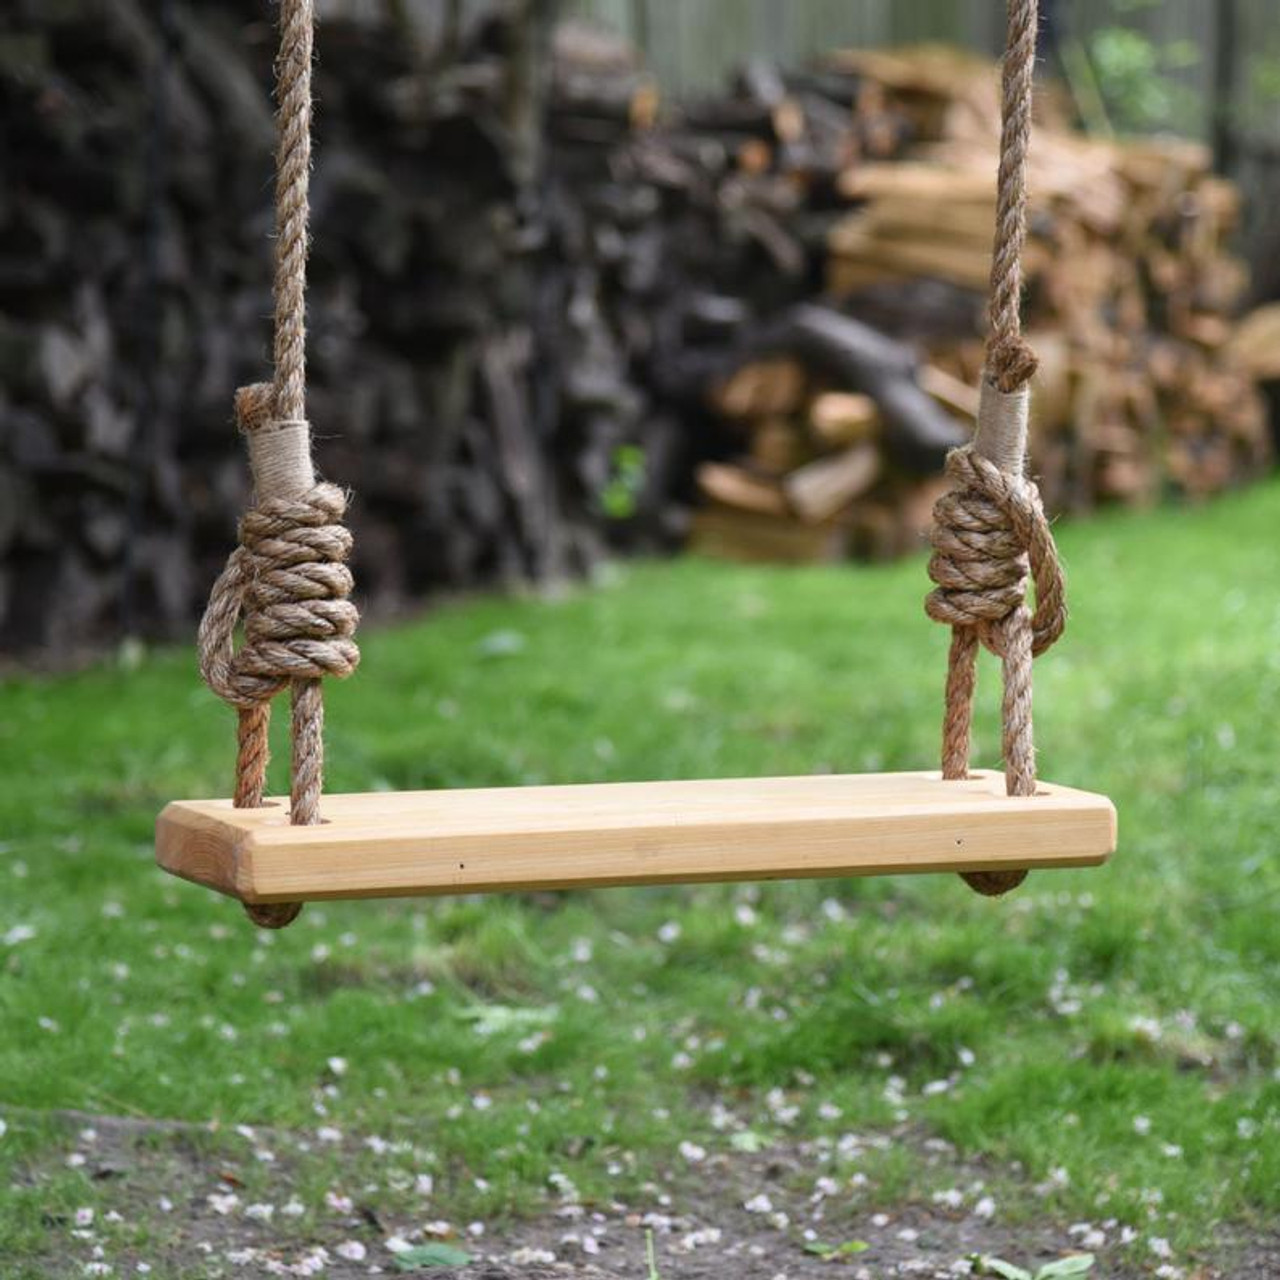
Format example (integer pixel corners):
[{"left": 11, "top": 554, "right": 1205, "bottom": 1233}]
[
  {"left": 198, "top": 387, "right": 359, "bottom": 928},
  {"left": 196, "top": 0, "right": 358, "bottom": 929},
  {"left": 924, "top": 0, "right": 1067, "bottom": 897}
]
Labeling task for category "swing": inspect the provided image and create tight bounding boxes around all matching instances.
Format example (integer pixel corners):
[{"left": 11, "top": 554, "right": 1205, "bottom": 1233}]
[{"left": 156, "top": 0, "right": 1115, "bottom": 929}]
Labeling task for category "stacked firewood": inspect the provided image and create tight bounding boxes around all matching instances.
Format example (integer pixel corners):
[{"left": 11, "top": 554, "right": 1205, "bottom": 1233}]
[
  {"left": 695, "top": 341, "right": 976, "bottom": 562},
  {"left": 0, "top": 3, "right": 677, "bottom": 651},
  {"left": 0, "top": 6, "right": 1270, "bottom": 648},
  {"left": 691, "top": 45, "right": 1268, "bottom": 562}
]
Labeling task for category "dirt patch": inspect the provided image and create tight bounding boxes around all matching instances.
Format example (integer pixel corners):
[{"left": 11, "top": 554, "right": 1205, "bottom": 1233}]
[{"left": 5, "top": 1109, "right": 1273, "bottom": 1278}]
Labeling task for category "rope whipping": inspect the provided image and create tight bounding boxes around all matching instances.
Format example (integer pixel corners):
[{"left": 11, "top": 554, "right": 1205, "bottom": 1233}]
[
  {"left": 197, "top": 0, "right": 358, "bottom": 929},
  {"left": 925, "top": 0, "right": 1067, "bottom": 897}
]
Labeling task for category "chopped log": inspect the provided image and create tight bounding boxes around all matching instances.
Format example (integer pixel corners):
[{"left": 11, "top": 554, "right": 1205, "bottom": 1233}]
[
  {"left": 696, "top": 463, "right": 788, "bottom": 517},
  {"left": 808, "top": 391, "right": 880, "bottom": 448},
  {"left": 708, "top": 357, "right": 809, "bottom": 420},
  {"left": 749, "top": 418, "right": 808, "bottom": 474},
  {"left": 743, "top": 306, "right": 969, "bottom": 471},
  {"left": 1227, "top": 304, "right": 1280, "bottom": 381},
  {"left": 783, "top": 442, "right": 881, "bottom": 523},
  {"left": 918, "top": 365, "right": 980, "bottom": 421}
]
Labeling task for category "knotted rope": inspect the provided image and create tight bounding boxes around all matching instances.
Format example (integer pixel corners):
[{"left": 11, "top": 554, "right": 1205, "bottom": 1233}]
[
  {"left": 197, "top": 0, "right": 358, "bottom": 929},
  {"left": 925, "top": 0, "right": 1067, "bottom": 897}
]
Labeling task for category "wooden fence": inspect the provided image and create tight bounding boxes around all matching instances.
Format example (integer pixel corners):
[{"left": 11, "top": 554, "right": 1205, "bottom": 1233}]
[{"left": 563, "top": 0, "right": 1280, "bottom": 142}]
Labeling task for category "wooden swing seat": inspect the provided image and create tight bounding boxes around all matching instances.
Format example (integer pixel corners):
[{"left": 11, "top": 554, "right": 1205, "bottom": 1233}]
[{"left": 155, "top": 769, "right": 1115, "bottom": 906}]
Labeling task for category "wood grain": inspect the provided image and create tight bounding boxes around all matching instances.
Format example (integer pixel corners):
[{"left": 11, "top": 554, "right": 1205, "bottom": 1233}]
[{"left": 156, "top": 770, "right": 1116, "bottom": 905}]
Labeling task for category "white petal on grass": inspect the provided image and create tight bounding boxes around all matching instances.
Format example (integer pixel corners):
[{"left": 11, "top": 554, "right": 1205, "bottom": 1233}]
[
  {"left": 3, "top": 924, "right": 36, "bottom": 946},
  {"left": 680, "top": 1227, "right": 722, "bottom": 1252},
  {"left": 509, "top": 1246, "right": 557, "bottom": 1264}
]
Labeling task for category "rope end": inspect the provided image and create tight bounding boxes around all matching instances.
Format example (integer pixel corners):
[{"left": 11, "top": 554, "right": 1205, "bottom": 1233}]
[
  {"left": 987, "top": 335, "right": 1039, "bottom": 393},
  {"left": 235, "top": 383, "right": 277, "bottom": 434}
]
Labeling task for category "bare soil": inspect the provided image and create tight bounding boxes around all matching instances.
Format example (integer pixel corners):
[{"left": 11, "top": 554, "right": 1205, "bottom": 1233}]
[{"left": 10, "top": 1110, "right": 1276, "bottom": 1278}]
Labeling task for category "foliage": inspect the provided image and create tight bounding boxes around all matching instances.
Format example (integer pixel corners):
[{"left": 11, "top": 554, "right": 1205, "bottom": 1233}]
[
  {"left": 393, "top": 1243, "right": 473, "bottom": 1269},
  {"left": 972, "top": 1255, "right": 1094, "bottom": 1280},
  {"left": 599, "top": 443, "right": 648, "bottom": 520},
  {"left": 1086, "top": 23, "right": 1201, "bottom": 135}
]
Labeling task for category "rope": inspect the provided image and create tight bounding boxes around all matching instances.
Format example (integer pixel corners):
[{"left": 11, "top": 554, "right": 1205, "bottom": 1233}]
[
  {"left": 986, "top": 0, "right": 1040, "bottom": 395},
  {"left": 925, "top": 0, "right": 1067, "bottom": 897},
  {"left": 197, "top": 0, "right": 358, "bottom": 929}
]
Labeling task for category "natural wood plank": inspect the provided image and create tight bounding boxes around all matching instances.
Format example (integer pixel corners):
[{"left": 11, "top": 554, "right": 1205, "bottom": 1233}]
[{"left": 156, "top": 770, "right": 1116, "bottom": 905}]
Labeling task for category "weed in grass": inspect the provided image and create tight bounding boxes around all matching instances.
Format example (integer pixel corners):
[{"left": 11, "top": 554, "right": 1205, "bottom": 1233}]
[{"left": 972, "top": 1254, "right": 1095, "bottom": 1279}]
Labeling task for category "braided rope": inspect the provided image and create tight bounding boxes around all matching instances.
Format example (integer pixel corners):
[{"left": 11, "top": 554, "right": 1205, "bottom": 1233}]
[
  {"left": 925, "top": 0, "right": 1067, "bottom": 897},
  {"left": 986, "top": 0, "right": 1040, "bottom": 394},
  {"left": 196, "top": 0, "right": 358, "bottom": 929}
]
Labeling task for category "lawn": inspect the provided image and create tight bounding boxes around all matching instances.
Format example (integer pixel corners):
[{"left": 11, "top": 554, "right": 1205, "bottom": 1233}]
[{"left": 1, "top": 481, "right": 1278, "bottom": 1278}]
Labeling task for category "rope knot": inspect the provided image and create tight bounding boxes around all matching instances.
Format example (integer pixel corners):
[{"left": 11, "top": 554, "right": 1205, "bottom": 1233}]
[
  {"left": 925, "top": 446, "right": 1064, "bottom": 659},
  {"left": 199, "top": 483, "right": 360, "bottom": 710},
  {"left": 198, "top": 385, "right": 360, "bottom": 715}
]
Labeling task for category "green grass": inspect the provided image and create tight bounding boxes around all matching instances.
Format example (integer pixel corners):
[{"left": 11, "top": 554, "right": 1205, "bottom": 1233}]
[{"left": 2, "top": 481, "right": 1279, "bottom": 1272}]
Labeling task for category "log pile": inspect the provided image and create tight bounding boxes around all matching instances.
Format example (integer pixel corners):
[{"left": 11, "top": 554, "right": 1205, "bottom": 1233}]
[
  {"left": 692, "top": 45, "right": 1270, "bottom": 562},
  {"left": 0, "top": 8, "right": 1271, "bottom": 649},
  {"left": 0, "top": 1, "right": 680, "bottom": 652}
]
